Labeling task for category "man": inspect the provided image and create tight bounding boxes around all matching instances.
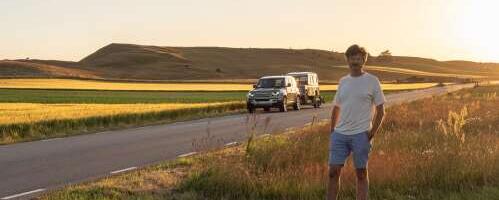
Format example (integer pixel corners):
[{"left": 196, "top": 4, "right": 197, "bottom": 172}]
[{"left": 327, "top": 44, "right": 386, "bottom": 200}]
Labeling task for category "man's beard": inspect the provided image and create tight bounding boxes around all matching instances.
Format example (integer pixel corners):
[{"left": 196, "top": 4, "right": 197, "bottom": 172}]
[{"left": 350, "top": 63, "right": 362, "bottom": 69}]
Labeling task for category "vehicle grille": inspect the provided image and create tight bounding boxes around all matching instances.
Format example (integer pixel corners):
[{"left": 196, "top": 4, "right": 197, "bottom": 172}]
[{"left": 253, "top": 92, "right": 272, "bottom": 99}]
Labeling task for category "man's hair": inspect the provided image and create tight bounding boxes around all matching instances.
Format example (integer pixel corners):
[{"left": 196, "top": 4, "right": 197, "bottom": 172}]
[{"left": 345, "top": 44, "right": 368, "bottom": 61}]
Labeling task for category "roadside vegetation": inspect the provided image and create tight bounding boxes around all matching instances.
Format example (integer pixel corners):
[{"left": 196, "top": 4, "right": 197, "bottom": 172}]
[{"left": 41, "top": 85, "right": 499, "bottom": 199}]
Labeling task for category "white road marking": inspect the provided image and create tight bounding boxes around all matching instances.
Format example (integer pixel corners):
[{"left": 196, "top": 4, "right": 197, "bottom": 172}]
[
  {"left": 224, "top": 142, "right": 239, "bottom": 147},
  {"left": 110, "top": 167, "right": 137, "bottom": 174},
  {"left": 41, "top": 138, "right": 61, "bottom": 142},
  {"left": 1, "top": 188, "right": 45, "bottom": 200},
  {"left": 177, "top": 151, "right": 197, "bottom": 158}
]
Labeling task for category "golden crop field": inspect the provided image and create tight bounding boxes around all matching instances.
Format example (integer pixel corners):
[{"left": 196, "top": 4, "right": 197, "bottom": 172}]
[
  {"left": 0, "top": 79, "right": 252, "bottom": 91},
  {"left": 320, "top": 82, "right": 439, "bottom": 91},
  {"left": 0, "top": 102, "right": 239, "bottom": 125},
  {"left": 0, "top": 78, "right": 438, "bottom": 91}
]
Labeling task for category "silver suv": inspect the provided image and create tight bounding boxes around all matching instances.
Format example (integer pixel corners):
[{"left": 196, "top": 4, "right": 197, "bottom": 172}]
[{"left": 247, "top": 75, "right": 301, "bottom": 113}]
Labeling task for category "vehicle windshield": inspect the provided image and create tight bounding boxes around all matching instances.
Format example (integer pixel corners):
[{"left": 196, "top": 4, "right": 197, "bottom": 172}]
[
  {"left": 293, "top": 76, "right": 308, "bottom": 85},
  {"left": 257, "top": 78, "right": 286, "bottom": 88}
]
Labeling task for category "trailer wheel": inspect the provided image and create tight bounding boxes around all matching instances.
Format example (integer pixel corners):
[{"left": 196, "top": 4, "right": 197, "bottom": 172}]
[
  {"left": 313, "top": 95, "right": 320, "bottom": 108},
  {"left": 247, "top": 104, "right": 255, "bottom": 113},
  {"left": 293, "top": 96, "right": 301, "bottom": 110},
  {"left": 279, "top": 97, "right": 288, "bottom": 112}
]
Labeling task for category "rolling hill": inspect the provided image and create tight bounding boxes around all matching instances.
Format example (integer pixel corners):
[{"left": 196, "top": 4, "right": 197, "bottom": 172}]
[{"left": 1, "top": 43, "right": 498, "bottom": 82}]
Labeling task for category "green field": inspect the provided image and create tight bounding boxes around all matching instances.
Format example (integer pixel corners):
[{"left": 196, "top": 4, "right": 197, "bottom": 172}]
[
  {"left": 0, "top": 89, "right": 343, "bottom": 104},
  {"left": 0, "top": 89, "right": 248, "bottom": 104},
  {"left": 40, "top": 85, "right": 499, "bottom": 200}
]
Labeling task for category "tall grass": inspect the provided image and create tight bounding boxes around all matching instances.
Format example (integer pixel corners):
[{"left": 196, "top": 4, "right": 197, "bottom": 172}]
[{"left": 177, "top": 86, "right": 499, "bottom": 199}]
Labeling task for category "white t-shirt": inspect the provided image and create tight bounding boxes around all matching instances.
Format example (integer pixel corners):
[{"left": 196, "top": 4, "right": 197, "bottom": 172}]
[{"left": 333, "top": 72, "right": 386, "bottom": 135}]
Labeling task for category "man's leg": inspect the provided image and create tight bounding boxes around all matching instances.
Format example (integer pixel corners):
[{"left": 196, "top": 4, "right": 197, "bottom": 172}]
[
  {"left": 355, "top": 168, "right": 368, "bottom": 200},
  {"left": 327, "top": 164, "right": 343, "bottom": 200},
  {"left": 328, "top": 131, "right": 350, "bottom": 200},
  {"left": 352, "top": 131, "right": 371, "bottom": 200}
]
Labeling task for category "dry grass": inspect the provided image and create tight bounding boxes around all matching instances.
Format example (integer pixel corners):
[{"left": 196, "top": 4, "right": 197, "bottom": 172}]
[
  {"left": 41, "top": 159, "right": 196, "bottom": 200},
  {"left": 177, "top": 85, "right": 499, "bottom": 199},
  {"left": 0, "top": 60, "right": 99, "bottom": 79}
]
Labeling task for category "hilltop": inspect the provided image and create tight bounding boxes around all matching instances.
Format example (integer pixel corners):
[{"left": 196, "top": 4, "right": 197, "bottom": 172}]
[{"left": 1, "top": 43, "right": 498, "bottom": 82}]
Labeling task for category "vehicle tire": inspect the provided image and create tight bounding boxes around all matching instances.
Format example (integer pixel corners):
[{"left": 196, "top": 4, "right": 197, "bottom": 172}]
[
  {"left": 264, "top": 107, "right": 271, "bottom": 112},
  {"left": 279, "top": 97, "right": 288, "bottom": 112},
  {"left": 247, "top": 104, "right": 255, "bottom": 113},
  {"left": 293, "top": 96, "right": 301, "bottom": 110},
  {"left": 314, "top": 94, "right": 322, "bottom": 108},
  {"left": 313, "top": 95, "right": 319, "bottom": 108}
]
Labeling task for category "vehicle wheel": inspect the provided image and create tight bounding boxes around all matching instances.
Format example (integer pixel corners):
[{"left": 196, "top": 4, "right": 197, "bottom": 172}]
[
  {"left": 264, "top": 107, "right": 271, "bottom": 112},
  {"left": 279, "top": 97, "right": 288, "bottom": 112},
  {"left": 247, "top": 104, "right": 255, "bottom": 113},
  {"left": 313, "top": 95, "right": 320, "bottom": 108},
  {"left": 293, "top": 96, "right": 301, "bottom": 110}
]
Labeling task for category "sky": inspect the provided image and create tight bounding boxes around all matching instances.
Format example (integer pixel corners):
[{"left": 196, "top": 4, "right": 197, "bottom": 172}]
[{"left": 1, "top": 0, "right": 498, "bottom": 62}]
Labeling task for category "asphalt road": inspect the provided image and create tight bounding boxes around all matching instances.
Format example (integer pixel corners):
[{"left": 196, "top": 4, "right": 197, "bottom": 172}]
[{"left": 0, "top": 83, "right": 476, "bottom": 199}]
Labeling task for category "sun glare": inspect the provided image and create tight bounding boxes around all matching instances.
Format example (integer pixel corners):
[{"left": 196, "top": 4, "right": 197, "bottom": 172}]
[{"left": 453, "top": 0, "right": 499, "bottom": 62}]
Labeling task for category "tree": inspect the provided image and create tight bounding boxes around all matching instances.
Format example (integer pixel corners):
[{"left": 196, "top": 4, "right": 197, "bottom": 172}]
[
  {"left": 380, "top": 50, "right": 392, "bottom": 57},
  {"left": 377, "top": 50, "right": 393, "bottom": 62}
]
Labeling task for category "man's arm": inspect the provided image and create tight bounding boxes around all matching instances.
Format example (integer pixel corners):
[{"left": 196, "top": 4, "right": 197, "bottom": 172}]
[
  {"left": 368, "top": 104, "right": 385, "bottom": 141},
  {"left": 330, "top": 105, "right": 340, "bottom": 132}
]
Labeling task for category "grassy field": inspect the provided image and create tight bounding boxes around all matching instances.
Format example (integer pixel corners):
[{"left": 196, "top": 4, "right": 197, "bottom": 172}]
[
  {"left": 40, "top": 85, "right": 499, "bottom": 200},
  {"left": 0, "top": 78, "right": 439, "bottom": 91},
  {"left": 0, "top": 89, "right": 248, "bottom": 104}
]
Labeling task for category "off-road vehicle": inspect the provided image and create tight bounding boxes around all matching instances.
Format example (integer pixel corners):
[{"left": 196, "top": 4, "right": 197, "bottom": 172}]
[
  {"left": 287, "top": 72, "right": 324, "bottom": 108},
  {"left": 246, "top": 75, "right": 301, "bottom": 113}
]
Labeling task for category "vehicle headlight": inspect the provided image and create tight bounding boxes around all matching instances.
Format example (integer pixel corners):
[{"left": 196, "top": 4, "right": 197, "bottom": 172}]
[
  {"left": 272, "top": 91, "right": 283, "bottom": 99},
  {"left": 247, "top": 92, "right": 254, "bottom": 98}
]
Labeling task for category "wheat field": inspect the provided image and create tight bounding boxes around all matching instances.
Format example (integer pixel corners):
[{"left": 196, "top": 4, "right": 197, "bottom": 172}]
[
  {"left": 0, "top": 101, "right": 246, "bottom": 144},
  {"left": 0, "top": 78, "right": 438, "bottom": 91},
  {"left": 0, "top": 102, "right": 240, "bottom": 125}
]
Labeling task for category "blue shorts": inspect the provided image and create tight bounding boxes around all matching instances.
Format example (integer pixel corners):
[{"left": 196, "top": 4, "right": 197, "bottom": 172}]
[{"left": 328, "top": 130, "right": 372, "bottom": 169}]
